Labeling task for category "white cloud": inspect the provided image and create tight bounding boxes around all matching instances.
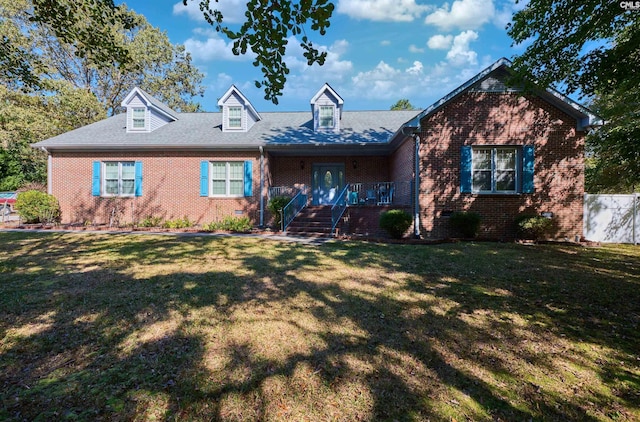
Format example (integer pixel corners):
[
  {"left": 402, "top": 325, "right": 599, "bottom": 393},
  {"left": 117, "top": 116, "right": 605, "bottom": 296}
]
[
  {"left": 406, "top": 61, "right": 424, "bottom": 75},
  {"left": 425, "top": 0, "right": 495, "bottom": 30},
  {"left": 427, "top": 34, "right": 453, "bottom": 50},
  {"left": 172, "top": 0, "right": 246, "bottom": 24},
  {"left": 446, "top": 30, "right": 479, "bottom": 66},
  {"left": 183, "top": 33, "right": 252, "bottom": 62},
  {"left": 380, "top": 40, "right": 391, "bottom": 46},
  {"left": 337, "top": 0, "right": 431, "bottom": 22},
  {"left": 409, "top": 44, "right": 425, "bottom": 53}
]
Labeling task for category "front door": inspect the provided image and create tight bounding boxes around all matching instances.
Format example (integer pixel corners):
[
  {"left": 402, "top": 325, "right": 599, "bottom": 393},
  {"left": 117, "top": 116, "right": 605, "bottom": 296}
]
[{"left": 312, "top": 164, "right": 345, "bottom": 205}]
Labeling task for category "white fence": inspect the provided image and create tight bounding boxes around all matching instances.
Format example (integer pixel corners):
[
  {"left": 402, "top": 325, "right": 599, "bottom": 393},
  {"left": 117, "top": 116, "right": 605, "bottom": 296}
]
[{"left": 584, "top": 194, "right": 639, "bottom": 244}]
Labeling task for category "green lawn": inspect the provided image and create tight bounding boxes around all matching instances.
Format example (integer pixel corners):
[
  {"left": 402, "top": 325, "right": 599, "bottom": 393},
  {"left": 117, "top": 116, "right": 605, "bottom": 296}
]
[{"left": 0, "top": 232, "right": 638, "bottom": 421}]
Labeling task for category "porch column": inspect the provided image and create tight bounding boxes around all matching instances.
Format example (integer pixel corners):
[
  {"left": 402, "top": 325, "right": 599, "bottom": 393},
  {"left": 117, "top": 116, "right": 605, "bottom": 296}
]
[
  {"left": 413, "top": 134, "right": 421, "bottom": 238},
  {"left": 259, "top": 146, "right": 264, "bottom": 228}
]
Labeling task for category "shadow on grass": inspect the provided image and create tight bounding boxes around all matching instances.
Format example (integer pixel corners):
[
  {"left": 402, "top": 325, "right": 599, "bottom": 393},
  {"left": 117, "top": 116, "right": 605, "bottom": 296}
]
[{"left": 0, "top": 232, "right": 638, "bottom": 420}]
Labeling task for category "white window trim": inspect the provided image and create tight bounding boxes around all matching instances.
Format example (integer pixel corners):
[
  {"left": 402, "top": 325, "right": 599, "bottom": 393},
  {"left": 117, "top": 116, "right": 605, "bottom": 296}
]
[
  {"left": 103, "top": 161, "right": 136, "bottom": 197},
  {"left": 209, "top": 161, "right": 244, "bottom": 197},
  {"left": 130, "top": 107, "right": 147, "bottom": 131},
  {"left": 227, "top": 106, "right": 243, "bottom": 130},
  {"left": 318, "top": 105, "right": 335, "bottom": 128},
  {"left": 472, "top": 147, "right": 519, "bottom": 194}
]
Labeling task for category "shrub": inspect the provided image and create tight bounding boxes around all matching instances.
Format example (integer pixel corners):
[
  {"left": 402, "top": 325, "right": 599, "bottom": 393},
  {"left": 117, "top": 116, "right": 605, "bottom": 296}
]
[
  {"left": 379, "top": 209, "right": 413, "bottom": 239},
  {"left": 202, "top": 216, "right": 252, "bottom": 233},
  {"left": 139, "top": 215, "right": 163, "bottom": 228},
  {"left": 162, "top": 216, "right": 193, "bottom": 229},
  {"left": 515, "top": 214, "right": 554, "bottom": 241},
  {"left": 267, "top": 196, "right": 291, "bottom": 229},
  {"left": 14, "top": 190, "right": 61, "bottom": 224},
  {"left": 449, "top": 211, "right": 482, "bottom": 238}
]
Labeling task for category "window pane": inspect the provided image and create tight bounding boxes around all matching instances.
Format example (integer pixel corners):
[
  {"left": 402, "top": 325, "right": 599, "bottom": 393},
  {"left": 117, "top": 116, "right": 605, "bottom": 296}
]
[
  {"left": 105, "top": 180, "right": 119, "bottom": 195},
  {"left": 229, "top": 162, "right": 243, "bottom": 179},
  {"left": 229, "top": 180, "right": 243, "bottom": 195},
  {"left": 121, "top": 180, "right": 135, "bottom": 195},
  {"left": 212, "top": 181, "right": 226, "bottom": 195},
  {"left": 319, "top": 106, "right": 334, "bottom": 127},
  {"left": 211, "top": 162, "right": 226, "bottom": 179},
  {"left": 473, "top": 170, "right": 491, "bottom": 191},
  {"left": 132, "top": 108, "right": 145, "bottom": 128},
  {"left": 496, "top": 171, "right": 516, "bottom": 191},
  {"left": 496, "top": 149, "right": 516, "bottom": 170},
  {"left": 121, "top": 162, "right": 135, "bottom": 179},
  {"left": 229, "top": 107, "right": 242, "bottom": 127},
  {"left": 105, "top": 162, "right": 119, "bottom": 179},
  {"left": 472, "top": 149, "right": 491, "bottom": 170}
]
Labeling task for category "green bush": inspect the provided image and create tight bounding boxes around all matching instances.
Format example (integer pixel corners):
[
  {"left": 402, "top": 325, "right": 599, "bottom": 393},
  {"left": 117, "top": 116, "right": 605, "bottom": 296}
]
[
  {"left": 379, "top": 209, "right": 413, "bottom": 239},
  {"left": 138, "top": 215, "right": 163, "bottom": 228},
  {"left": 14, "top": 190, "right": 61, "bottom": 224},
  {"left": 202, "top": 216, "right": 252, "bottom": 233},
  {"left": 162, "top": 216, "right": 193, "bottom": 229},
  {"left": 515, "top": 214, "right": 554, "bottom": 240},
  {"left": 267, "top": 196, "right": 291, "bottom": 229},
  {"left": 449, "top": 211, "right": 482, "bottom": 238}
]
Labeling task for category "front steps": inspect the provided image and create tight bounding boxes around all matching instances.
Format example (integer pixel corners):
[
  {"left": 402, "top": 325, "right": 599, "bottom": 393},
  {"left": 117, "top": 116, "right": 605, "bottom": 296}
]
[{"left": 285, "top": 206, "right": 335, "bottom": 237}]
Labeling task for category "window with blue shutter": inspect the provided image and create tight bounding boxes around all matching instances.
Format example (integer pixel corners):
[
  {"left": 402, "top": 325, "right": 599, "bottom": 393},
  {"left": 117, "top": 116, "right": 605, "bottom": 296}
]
[{"left": 462, "top": 146, "right": 532, "bottom": 194}]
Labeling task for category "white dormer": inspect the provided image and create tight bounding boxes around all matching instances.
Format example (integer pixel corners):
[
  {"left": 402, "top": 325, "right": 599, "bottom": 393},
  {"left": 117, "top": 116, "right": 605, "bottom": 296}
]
[
  {"left": 310, "top": 83, "right": 344, "bottom": 132},
  {"left": 121, "top": 87, "right": 178, "bottom": 133},
  {"left": 217, "top": 85, "right": 261, "bottom": 132}
]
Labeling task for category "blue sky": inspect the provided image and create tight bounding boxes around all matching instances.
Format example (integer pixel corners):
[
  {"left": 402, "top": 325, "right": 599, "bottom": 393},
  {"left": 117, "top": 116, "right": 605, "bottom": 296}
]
[{"left": 122, "top": 0, "right": 527, "bottom": 112}]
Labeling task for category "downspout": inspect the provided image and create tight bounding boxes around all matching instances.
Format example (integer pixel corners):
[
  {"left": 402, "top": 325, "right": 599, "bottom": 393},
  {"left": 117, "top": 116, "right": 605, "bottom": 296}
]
[
  {"left": 41, "top": 147, "right": 52, "bottom": 195},
  {"left": 413, "top": 134, "right": 421, "bottom": 238},
  {"left": 259, "top": 146, "right": 264, "bottom": 228}
]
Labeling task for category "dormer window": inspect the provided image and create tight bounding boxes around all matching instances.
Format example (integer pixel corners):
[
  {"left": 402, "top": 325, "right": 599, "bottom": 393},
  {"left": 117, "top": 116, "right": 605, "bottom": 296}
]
[
  {"left": 218, "top": 85, "right": 261, "bottom": 132},
  {"left": 310, "top": 83, "right": 344, "bottom": 132},
  {"left": 228, "top": 106, "right": 242, "bottom": 129},
  {"left": 319, "top": 105, "right": 335, "bottom": 128},
  {"left": 132, "top": 108, "right": 146, "bottom": 130}
]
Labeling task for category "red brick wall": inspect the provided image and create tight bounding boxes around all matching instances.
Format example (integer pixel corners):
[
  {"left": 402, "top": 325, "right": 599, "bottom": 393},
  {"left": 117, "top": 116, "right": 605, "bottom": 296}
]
[
  {"left": 418, "top": 92, "right": 585, "bottom": 240},
  {"left": 51, "top": 151, "right": 261, "bottom": 226}
]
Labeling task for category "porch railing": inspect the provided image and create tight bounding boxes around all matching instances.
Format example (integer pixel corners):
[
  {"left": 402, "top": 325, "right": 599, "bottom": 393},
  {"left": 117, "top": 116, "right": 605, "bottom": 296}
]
[
  {"left": 281, "top": 188, "right": 308, "bottom": 232},
  {"left": 348, "top": 181, "right": 412, "bottom": 206},
  {"left": 331, "top": 184, "right": 350, "bottom": 236},
  {"left": 269, "top": 186, "right": 298, "bottom": 201}
]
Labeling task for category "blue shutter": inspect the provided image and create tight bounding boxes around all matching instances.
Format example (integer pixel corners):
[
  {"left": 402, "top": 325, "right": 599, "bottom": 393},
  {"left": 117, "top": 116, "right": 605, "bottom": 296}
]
[
  {"left": 522, "top": 145, "right": 534, "bottom": 193},
  {"left": 134, "top": 161, "right": 143, "bottom": 197},
  {"left": 92, "top": 161, "right": 101, "bottom": 196},
  {"left": 244, "top": 160, "right": 253, "bottom": 197},
  {"left": 460, "top": 146, "right": 472, "bottom": 193},
  {"left": 200, "top": 161, "right": 209, "bottom": 197}
]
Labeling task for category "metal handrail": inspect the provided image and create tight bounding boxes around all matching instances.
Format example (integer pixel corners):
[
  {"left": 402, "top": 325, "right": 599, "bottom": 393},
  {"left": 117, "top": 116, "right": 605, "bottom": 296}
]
[
  {"left": 330, "top": 184, "right": 350, "bottom": 236},
  {"left": 281, "top": 188, "right": 308, "bottom": 232}
]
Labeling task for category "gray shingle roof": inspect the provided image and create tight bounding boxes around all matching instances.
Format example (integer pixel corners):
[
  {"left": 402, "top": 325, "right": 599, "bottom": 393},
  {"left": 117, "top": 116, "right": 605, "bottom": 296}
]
[{"left": 32, "top": 110, "right": 420, "bottom": 152}]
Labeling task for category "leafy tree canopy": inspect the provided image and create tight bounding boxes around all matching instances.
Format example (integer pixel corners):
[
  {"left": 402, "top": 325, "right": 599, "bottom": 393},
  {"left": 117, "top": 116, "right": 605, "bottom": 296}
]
[
  {"left": 390, "top": 99, "right": 417, "bottom": 111},
  {"left": 183, "top": 0, "right": 334, "bottom": 104},
  {"left": 508, "top": 1, "right": 640, "bottom": 191}
]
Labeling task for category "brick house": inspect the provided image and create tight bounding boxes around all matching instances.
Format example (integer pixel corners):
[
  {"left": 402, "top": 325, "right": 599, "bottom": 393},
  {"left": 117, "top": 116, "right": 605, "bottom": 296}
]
[{"left": 32, "top": 58, "right": 598, "bottom": 240}]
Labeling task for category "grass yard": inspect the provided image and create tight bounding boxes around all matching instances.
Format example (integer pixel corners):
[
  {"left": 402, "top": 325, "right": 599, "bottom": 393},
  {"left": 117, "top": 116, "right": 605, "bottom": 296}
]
[{"left": 0, "top": 232, "right": 638, "bottom": 421}]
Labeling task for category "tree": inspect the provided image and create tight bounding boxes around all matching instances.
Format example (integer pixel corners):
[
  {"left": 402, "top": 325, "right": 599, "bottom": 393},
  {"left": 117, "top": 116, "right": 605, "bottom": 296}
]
[
  {"left": 0, "top": 82, "right": 106, "bottom": 190},
  {"left": 508, "top": 1, "right": 640, "bottom": 191},
  {"left": 12, "top": 2, "right": 204, "bottom": 114},
  {"left": 390, "top": 99, "right": 416, "bottom": 111}
]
